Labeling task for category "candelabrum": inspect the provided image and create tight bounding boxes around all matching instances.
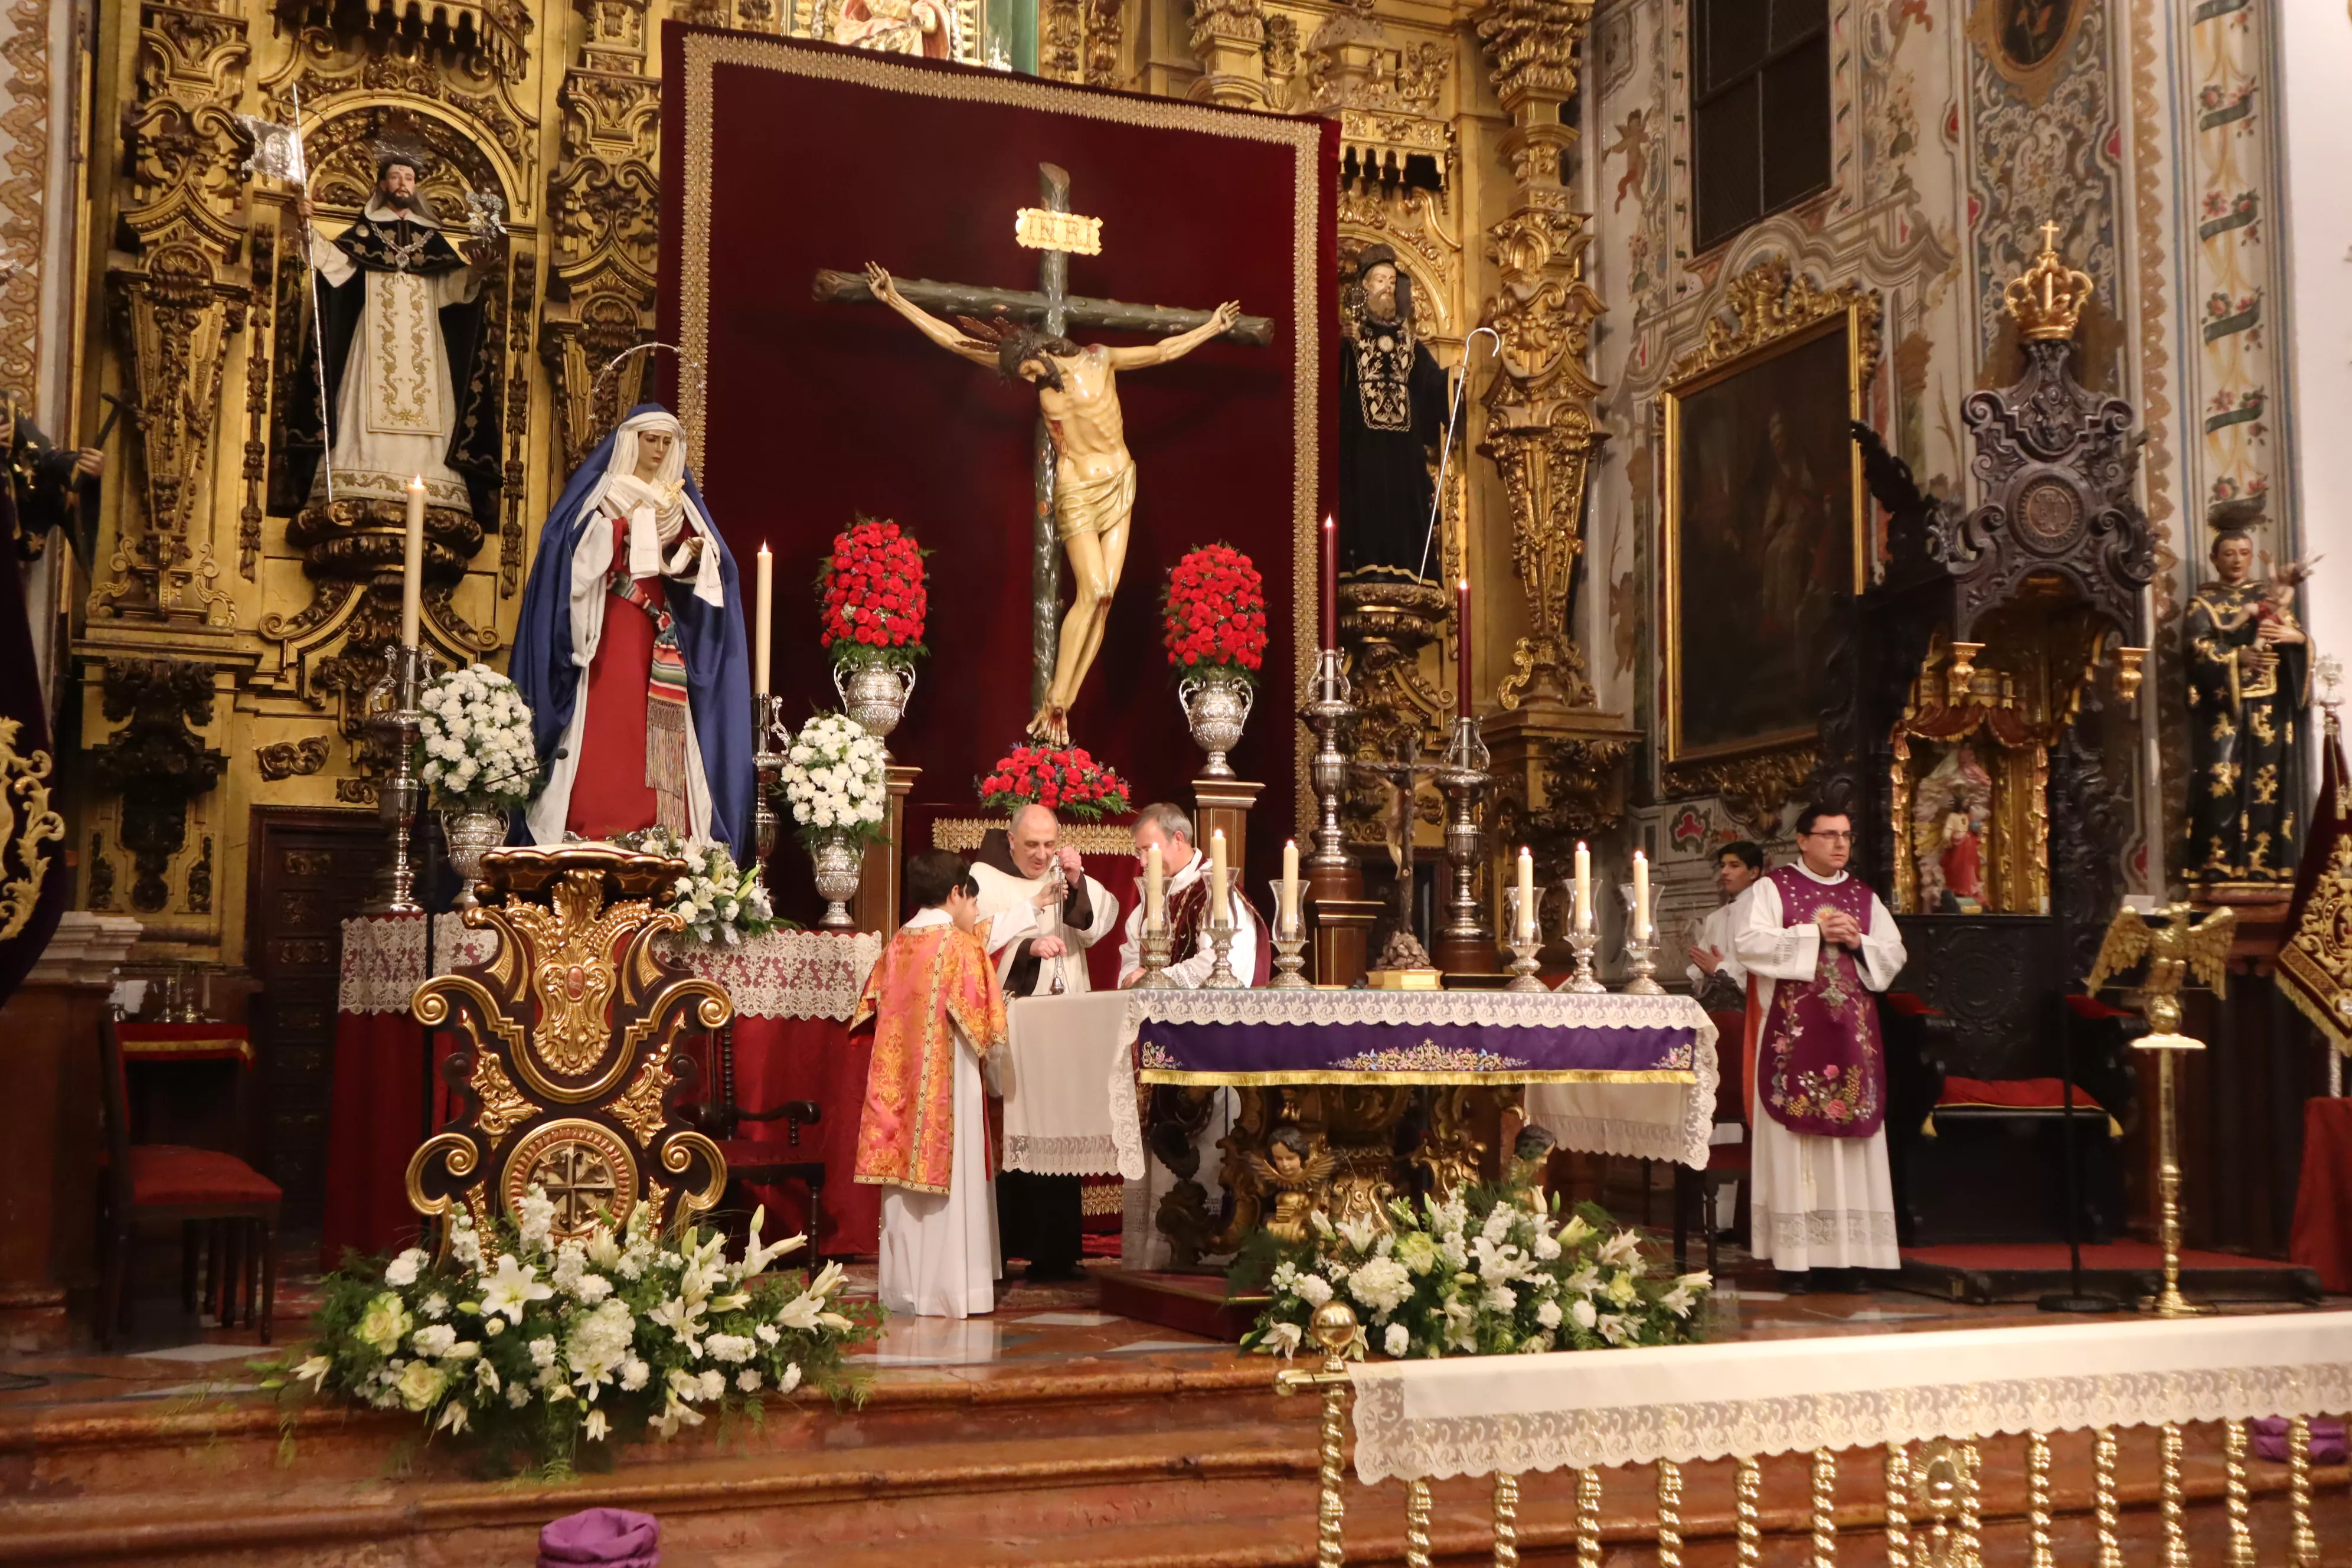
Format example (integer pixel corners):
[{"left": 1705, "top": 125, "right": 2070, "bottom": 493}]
[
  {"left": 1270, "top": 914, "right": 1311, "bottom": 989},
  {"left": 364, "top": 642, "right": 432, "bottom": 914},
  {"left": 1562, "top": 919, "right": 1603, "bottom": 994},
  {"left": 750, "top": 692, "right": 788, "bottom": 861},
  {"left": 1203, "top": 916, "right": 1246, "bottom": 989},
  {"left": 1133, "top": 922, "right": 1180, "bottom": 989},
  {"left": 1301, "top": 649, "right": 1356, "bottom": 873},
  {"left": 1622, "top": 927, "right": 1664, "bottom": 994},
  {"left": 1501, "top": 888, "right": 1542, "bottom": 991},
  {"left": 1435, "top": 716, "right": 1493, "bottom": 967}
]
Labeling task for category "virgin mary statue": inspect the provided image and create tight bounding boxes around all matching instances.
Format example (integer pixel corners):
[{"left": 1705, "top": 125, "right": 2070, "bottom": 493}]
[{"left": 512, "top": 404, "right": 756, "bottom": 855}]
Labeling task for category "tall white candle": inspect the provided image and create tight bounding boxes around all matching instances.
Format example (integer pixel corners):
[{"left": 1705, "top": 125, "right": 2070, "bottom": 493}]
[
  {"left": 1632, "top": 850, "right": 1651, "bottom": 942},
  {"left": 1210, "top": 828, "right": 1229, "bottom": 926},
  {"left": 1574, "top": 841, "right": 1592, "bottom": 935},
  {"left": 1517, "top": 845, "right": 1536, "bottom": 943},
  {"left": 1282, "top": 838, "right": 1300, "bottom": 935},
  {"left": 1145, "top": 844, "right": 1165, "bottom": 932},
  {"left": 754, "top": 543, "right": 773, "bottom": 697},
  {"left": 400, "top": 475, "right": 426, "bottom": 649}
]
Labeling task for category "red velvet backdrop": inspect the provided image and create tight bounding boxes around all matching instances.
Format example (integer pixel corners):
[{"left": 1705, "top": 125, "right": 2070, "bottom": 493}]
[{"left": 659, "top": 28, "right": 1335, "bottom": 915}]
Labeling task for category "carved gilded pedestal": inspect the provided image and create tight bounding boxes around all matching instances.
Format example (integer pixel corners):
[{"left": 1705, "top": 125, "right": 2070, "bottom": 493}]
[{"left": 407, "top": 844, "right": 731, "bottom": 1251}]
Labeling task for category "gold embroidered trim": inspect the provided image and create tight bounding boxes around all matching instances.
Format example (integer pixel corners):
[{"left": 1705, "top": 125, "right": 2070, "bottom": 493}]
[
  {"left": 0, "top": 718, "right": 62, "bottom": 943},
  {"left": 1137, "top": 1069, "right": 1700, "bottom": 1087}
]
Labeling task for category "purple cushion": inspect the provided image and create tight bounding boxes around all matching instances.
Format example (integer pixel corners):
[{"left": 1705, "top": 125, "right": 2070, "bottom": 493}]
[
  {"left": 2251, "top": 1417, "right": 2348, "bottom": 1466},
  {"left": 539, "top": 1508, "right": 660, "bottom": 1567}
]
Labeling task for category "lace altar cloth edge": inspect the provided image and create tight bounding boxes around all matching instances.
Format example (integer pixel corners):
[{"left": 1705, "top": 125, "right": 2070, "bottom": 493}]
[
  {"left": 1122, "top": 988, "right": 1719, "bottom": 1168},
  {"left": 337, "top": 914, "right": 881, "bottom": 1022},
  {"left": 1346, "top": 1311, "right": 2352, "bottom": 1482}
]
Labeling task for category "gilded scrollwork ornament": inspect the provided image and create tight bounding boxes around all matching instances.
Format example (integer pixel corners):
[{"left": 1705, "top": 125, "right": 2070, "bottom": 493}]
[{"left": 0, "top": 718, "right": 63, "bottom": 943}]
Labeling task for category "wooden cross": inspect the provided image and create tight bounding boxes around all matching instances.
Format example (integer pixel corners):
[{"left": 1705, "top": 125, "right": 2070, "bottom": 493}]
[{"left": 814, "top": 164, "right": 1272, "bottom": 706}]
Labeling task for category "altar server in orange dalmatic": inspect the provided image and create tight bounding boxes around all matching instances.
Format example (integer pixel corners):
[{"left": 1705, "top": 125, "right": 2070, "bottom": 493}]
[{"left": 851, "top": 850, "right": 1008, "bottom": 1318}]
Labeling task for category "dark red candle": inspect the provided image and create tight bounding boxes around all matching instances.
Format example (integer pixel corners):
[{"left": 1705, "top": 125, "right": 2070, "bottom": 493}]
[
  {"left": 1456, "top": 576, "right": 1473, "bottom": 718},
  {"left": 1320, "top": 514, "right": 1338, "bottom": 651}
]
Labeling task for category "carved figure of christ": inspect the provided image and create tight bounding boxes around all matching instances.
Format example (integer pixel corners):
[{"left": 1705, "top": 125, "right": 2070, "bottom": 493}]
[{"left": 860, "top": 262, "right": 1240, "bottom": 744}]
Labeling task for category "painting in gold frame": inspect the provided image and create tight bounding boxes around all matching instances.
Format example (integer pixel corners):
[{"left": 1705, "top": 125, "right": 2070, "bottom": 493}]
[{"left": 1661, "top": 278, "right": 1875, "bottom": 769}]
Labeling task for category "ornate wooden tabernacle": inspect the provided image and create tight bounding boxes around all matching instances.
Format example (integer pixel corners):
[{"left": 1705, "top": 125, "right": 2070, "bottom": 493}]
[{"left": 404, "top": 842, "right": 733, "bottom": 1252}]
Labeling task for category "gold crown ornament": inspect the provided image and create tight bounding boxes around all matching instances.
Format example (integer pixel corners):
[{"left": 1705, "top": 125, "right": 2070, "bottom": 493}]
[{"left": 2004, "top": 221, "right": 2093, "bottom": 342}]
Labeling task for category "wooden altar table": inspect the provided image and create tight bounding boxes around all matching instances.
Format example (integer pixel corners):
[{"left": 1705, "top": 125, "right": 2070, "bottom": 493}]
[{"left": 322, "top": 915, "right": 881, "bottom": 1267}]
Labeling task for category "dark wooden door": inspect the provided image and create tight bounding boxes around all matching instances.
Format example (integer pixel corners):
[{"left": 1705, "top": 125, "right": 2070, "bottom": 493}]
[{"left": 246, "top": 807, "right": 384, "bottom": 1227}]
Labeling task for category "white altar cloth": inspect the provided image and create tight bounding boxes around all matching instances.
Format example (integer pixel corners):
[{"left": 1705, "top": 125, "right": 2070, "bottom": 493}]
[{"left": 1347, "top": 1310, "right": 2352, "bottom": 1483}]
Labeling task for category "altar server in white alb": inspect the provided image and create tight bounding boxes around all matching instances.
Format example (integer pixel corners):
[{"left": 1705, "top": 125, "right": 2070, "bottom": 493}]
[
  {"left": 970, "top": 803, "right": 1120, "bottom": 997},
  {"left": 850, "top": 851, "right": 1005, "bottom": 1318},
  {"left": 1683, "top": 838, "right": 1761, "bottom": 1014},
  {"left": 1731, "top": 803, "right": 1906, "bottom": 1293}
]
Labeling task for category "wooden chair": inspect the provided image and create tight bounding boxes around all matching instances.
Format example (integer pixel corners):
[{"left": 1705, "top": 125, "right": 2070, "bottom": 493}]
[
  {"left": 99, "top": 1019, "right": 282, "bottom": 1347},
  {"left": 680, "top": 1020, "right": 828, "bottom": 1266},
  {"left": 1672, "top": 1009, "right": 1749, "bottom": 1277}
]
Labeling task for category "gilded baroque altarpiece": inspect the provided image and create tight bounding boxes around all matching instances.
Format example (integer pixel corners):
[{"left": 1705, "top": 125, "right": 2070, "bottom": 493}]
[{"left": 49, "top": 0, "right": 1622, "bottom": 978}]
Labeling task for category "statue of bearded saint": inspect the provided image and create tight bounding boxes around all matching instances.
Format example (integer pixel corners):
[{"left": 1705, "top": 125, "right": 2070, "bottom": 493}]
[{"left": 861, "top": 261, "right": 1241, "bottom": 746}]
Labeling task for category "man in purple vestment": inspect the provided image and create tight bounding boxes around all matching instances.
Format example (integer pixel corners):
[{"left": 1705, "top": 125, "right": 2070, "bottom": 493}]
[{"left": 1732, "top": 803, "right": 1907, "bottom": 1294}]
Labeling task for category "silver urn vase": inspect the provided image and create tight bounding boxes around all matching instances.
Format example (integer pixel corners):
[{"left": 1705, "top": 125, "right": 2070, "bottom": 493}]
[
  {"left": 440, "top": 808, "right": 509, "bottom": 910},
  {"left": 809, "top": 828, "right": 863, "bottom": 930},
  {"left": 1178, "top": 667, "right": 1255, "bottom": 779},
  {"left": 833, "top": 659, "right": 916, "bottom": 748}
]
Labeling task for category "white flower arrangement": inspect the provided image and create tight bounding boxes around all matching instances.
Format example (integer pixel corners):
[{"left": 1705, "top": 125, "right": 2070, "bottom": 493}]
[
  {"left": 1241, "top": 1187, "right": 1710, "bottom": 1361},
  {"left": 280, "top": 1193, "right": 870, "bottom": 1475},
  {"left": 616, "top": 826, "right": 784, "bottom": 946},
  {"left": 775, "top": 713, "right": 888, "bottom": 851},
  {"left": 417, "top": 663, "right": 541, "bottom": 812}
]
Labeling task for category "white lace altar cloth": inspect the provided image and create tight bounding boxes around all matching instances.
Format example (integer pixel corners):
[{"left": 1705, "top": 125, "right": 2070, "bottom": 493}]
[
  {"left": 1347, "top": 1311, "right": 2352, "bottom": 1484},
  {"left": 338, "top": 914, "right": 881, "bottom": 1023},
  {"left": 1001, "top": 990, "right": 1142, "bottom": 1180},
  {"left": 1121, "top": 989, "right": 1719, "bottom": 1169}
]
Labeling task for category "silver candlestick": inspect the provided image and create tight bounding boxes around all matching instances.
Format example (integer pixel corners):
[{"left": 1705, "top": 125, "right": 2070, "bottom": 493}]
[
  {"left": 1436, "top": 715, "right": 1493, "bottom": 967},
  {"left": 1203, "top": 916, "right": 1245, "bottom": 989},
  {"left": 1562, "top": 925, "right": 1603, "bottom": 994},
  {"left": 1502, "top": 887, "right": 1543, "bottom": 991},
  {"left": 1622, "top": 929, "right": 1664, "bottom": 994},
  {"left": 1301, "top": 648, "right": 1355, "bottom": 873},
  {"left": 1133, "top": 923, "right": 1180, "bottom": 990},
  {"left": 1269, "top": 919, "right": 1310, "bottom": 988},
  {"left": 364, "top": 642, "right": 432, "bottom": 915},
  {"left": 750, "top": 692, "right": 787, "bottom": 861}
]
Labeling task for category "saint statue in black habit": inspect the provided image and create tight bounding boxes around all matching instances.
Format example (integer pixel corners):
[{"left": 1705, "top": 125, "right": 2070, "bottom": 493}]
[
  {"left": 1338, "top": 244, "right": 1449, "bottom": 584},
  {"left": 280, "top": 146, "right": 504, "bottom": 524},
  {"left": 2185, "top": 528, "right": 2311, "bottom": 887},
  {"left": 2, "top": 396, "right": 103, "bottom": 563}
]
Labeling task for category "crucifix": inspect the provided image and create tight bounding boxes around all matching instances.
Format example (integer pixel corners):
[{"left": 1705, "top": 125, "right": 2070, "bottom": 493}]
[{"left": 814, "top": 162, "right": 1271, "bottom": 745}]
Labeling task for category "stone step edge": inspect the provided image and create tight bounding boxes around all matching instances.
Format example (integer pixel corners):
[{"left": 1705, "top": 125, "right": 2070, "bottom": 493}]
[
  {"left": 4, "top": 1434, "right": 2343, "bottom": 1567},
  {"left": 0, "top": 1356, "right": 1283, "bottom": 1461}
]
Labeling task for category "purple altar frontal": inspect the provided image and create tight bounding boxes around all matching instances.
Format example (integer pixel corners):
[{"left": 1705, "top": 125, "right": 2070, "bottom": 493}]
[{"left": 1125, "top": 989, "right": 1713, "bottom": 1087}]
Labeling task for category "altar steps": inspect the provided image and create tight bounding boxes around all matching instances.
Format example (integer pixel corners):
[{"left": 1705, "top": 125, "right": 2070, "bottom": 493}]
[{"left": 5, "top": 1368, "right": 2344, "bottom": 1566}]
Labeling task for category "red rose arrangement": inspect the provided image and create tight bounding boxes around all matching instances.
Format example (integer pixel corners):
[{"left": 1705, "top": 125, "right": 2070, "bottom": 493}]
[
  {"left": 1162, "top": 542, "right": 1268, "bottom": 682},
  {"left": 978, "top": 744, "right": 1132, "bottom": 823},
  {"left": 817, "top": 518, "right": 929, "bottom": 669}
]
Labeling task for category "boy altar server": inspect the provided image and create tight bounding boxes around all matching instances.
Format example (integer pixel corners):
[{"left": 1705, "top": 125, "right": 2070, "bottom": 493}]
[
  {"left": 1732, "top": 803, "right": 1906, "bottom": 1294},
  {"left": 851, "top": 850, "right": 1007, "bottom": 1318}
]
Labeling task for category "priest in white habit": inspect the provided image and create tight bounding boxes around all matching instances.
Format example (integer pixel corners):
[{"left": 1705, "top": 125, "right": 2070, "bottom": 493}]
[
  {"left": 1731, "top": 804, "right": 1905, "bottom": 1294},
  {"left": 293, "top": 148, "right": 502, "bottom": 523},
  {"left": 1116, "top": 802, "right": 1269, "bottom": 989},
  {"left": 968, "top": 802, "right": 1119, "bottom": 1281}
]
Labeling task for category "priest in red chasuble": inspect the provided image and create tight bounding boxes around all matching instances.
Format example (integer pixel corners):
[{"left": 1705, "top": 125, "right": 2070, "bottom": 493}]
[
  {"left": 851, "top": 851, "right": 1009, "bottom": 1318},
  {"left": 512, "top": 406, "right": 756, "bottom": 854},
  {"left": 1114, "top": 801, "right": 1269, "bottom": 988},
  {"left": 1731, "top": 804, "right": 1906, "bottom": 1293}
]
